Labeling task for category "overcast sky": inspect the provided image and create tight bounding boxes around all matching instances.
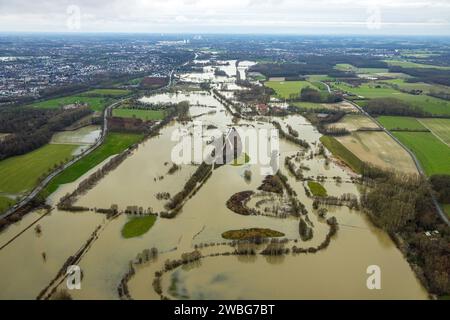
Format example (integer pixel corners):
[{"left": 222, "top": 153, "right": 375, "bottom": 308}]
[{"left": 0, "top": 0, "right": 449, "bottom": 35}]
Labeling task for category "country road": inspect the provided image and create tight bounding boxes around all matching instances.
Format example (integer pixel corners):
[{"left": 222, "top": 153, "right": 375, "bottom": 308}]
[{"left": 0, "top": 69, "right": 175, "bottom": 221}]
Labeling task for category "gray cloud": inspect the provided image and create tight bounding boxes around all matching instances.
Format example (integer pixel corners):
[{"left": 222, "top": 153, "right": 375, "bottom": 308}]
[{"left": 0, "top": 0, "right": 449, "bottom": 34}]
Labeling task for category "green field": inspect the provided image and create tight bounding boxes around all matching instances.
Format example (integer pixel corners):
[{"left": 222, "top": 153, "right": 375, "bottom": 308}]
[
  {"left": 265, "top": 80, "right": 319, "bottom": 99},
  {"left": 377, "top": 116, "right": 427, "bottom": 131},
  {"left": 81, "top": 89, "right": 130, "bottom": 96},
  {"left": 393, "top": 132, "right": 450, "bottom": 176},
  {"left": 43, "top": 132, "right": 143, "bottom": 195},
  {"left": 0, "top": 196, "right": 15, "bottom": 212},
  {"left": 333, "top": 82, "right": 450, "bottom": 116},
  {"left": 320, "top": 136, "right": 363, "bottom": 173},
  {"left": 443, "top": 204, "right": 450, "bottom": 218},
  {"left": 0, "top": 144, "right": 78, "bottom": 195},
  {"left": 381, "top": 79, "right": 450, "bottom": 95},
  {"left": 292, "top": 102, "right": 330, "bottom": 110},
  {"left": 418, "top": 118, "right": 450, "bottom": 145},
  {"left": 384, "top": 59, "right": 450, "bottom": 70},
  {"left": 307, "top": 181, "right": 328, "bottom": 197},
  {"left": 334, "top": 63, "right": 389, "bottom": 74},
  {"left": 121, "top": 215, "right": 157, "bottom": 239},
  {"left": 231, "top": 153, "right": 250, "bottom": 166},
  {"left": 306, "top": 75, "right": 334, "bottom": 82},
  {"left": 31, "top": 95, "right": 111, "bottom": 112},
  {"left": 112, "top": 108, "right": 165, "bottom": 121}
]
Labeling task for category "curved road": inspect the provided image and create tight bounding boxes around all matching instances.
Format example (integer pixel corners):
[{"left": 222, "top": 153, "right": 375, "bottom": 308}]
[
  {"left": 321, "top": 81, "right": 449, "bottom": 225},
  {"left": 1, "top": 69, "right": 175, "bottom": 221}
]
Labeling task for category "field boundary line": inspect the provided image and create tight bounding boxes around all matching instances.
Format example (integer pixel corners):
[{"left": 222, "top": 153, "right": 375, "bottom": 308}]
[{"left": 417, "top": 119, "right": 450, "bottom": 147}]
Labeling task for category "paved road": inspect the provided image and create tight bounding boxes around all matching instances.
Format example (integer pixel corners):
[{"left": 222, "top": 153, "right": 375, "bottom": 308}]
[
  {"left": 1, "top": 70, "right": 175, "bottom": 221},
  {"left": 320, "top": 81, "right": 449, "bottom": 225}
]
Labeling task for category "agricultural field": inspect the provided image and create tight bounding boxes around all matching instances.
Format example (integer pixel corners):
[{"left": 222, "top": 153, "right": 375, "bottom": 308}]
[
  {"left": 292, "top": 101, "right": 357, "bottom": 112},
  {"left": 121, "top": 215, "right": 157, "bottom": 239},
  {"left": 43, "top": 132, "right": 143, "bottom": 195},
  {"left": 383, "top": 59, "right": 450, "bottom": 70},
  {"left": 381, "top": 79, "right": 450, "bottom": 95},
  {"left": 377, "top": 116, "right": 427, "bottom": 131},
  {"left": 50, "top": 125, "right": 101, "bottom": 145},
  {"left": 336, "top": 131, "right": 418, "bottom": 174},
  {"left": 334, "top": 63, "right": 389, "bottom": 74},
  {"left": 112, "top": 108, "right": 165, "bottom": 121},
  {"left": 306, "top": 75, "right": 334, "bottom": 82},
  {"left": 81, "top": 89, "right": 131, "bottom": 96},
  {"left": 265, "top": 80, "right": 319, "bottom": 99},
  {"left": 30, "top": 95, "right": 111, "bottom": 112},
  {"left": 417, "top": 118, "right": 450, "bottom": 145},
  {"left": 333, "top": 82, "right": 450, "bottom": 116},
  {"left": 0, "top": 144, "right": 78, "bottom": 195},
  {"left": 373, "top": 72, "right": 412, "bottom": 79},
  {"left": 393, "top": 132, "right": 450, "bottom": 176},
  {"left": 0, "top": 196, "right": 15, "bottom": 212},
  {"left": 307, "top": 181, "right": 327, "bottom": 197},
  {"left": 329, "top": 114, "right": 379, "bottom": 132}
]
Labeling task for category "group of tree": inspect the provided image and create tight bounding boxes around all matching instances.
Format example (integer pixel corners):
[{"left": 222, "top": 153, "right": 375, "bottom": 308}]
[
  {"left": 360, "top": 168, "right": 450, "bottom": 295},
  {"left": 272, "top": 121, "right": 310, "bottom": 149},
  {"left": 364, "top": 98, "right": 431, "bottom": 117},
  {"left": 299, "top": 87, "right": 343, "bottom": 103},
  {"left": 0, "top": 106, "right": 92, "bottom": 160},
  {"left": 389, "top": 65, "right": 450, "bottom": 87},
  {"left": 234, "top": 84, "right": 274, "bottom": 104},
  {"left": 430, "top": 175, "right": 450, "bottom": 204}
]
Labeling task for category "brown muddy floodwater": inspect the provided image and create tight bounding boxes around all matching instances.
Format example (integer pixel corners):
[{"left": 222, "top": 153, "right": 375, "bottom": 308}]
[{"left": 0, "top": 64, "right": 428, "bottom": 300}]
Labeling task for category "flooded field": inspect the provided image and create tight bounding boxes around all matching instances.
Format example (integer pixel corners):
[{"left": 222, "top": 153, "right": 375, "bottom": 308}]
[
  {"left": 50, "top": 126, "right": 101, "bottom": 146},
  {"left": 0, "top": 60, "right": 428, "bottom": 300}
]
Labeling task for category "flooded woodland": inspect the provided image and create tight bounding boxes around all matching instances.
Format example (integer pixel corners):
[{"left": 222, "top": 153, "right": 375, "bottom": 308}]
[{"left": 0, "top": 60, "right": 428, "bottom": 300}]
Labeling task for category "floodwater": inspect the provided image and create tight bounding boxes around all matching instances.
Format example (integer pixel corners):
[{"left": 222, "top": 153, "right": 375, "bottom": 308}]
[
  {"left": 51, "top": 125, "right": 102, "bottom": 156},
  {"left": 51, "top": 125, "right": 101, "bottom": 145},
  {"left": 0, "top": 60, "right": 428, "bottom": 300}
]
